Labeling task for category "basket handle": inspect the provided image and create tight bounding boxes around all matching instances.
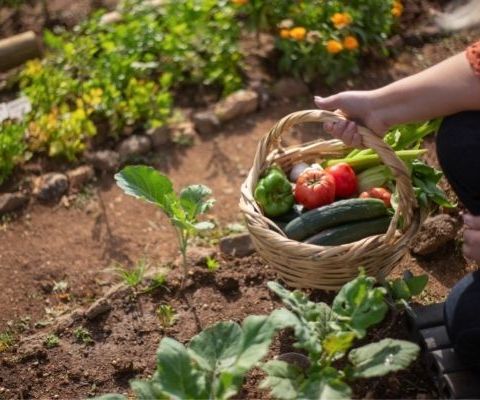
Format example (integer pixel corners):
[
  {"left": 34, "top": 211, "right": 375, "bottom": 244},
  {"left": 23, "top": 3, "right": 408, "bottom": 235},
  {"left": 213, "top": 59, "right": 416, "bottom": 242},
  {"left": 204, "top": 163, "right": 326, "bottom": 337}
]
[{"left": 251, "top": 109, "right": 417, "bottom": 238}]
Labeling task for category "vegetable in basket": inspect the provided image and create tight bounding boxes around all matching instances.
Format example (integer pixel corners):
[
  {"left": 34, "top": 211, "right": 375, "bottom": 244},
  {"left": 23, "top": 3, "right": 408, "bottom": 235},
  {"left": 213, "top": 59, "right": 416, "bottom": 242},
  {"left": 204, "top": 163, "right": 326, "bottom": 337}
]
[
  {"left": 254, "top": 166, "right": 294, "bottom": 217},
  {"left": 360, "top": 187, "right": 392, "bottom": 208},
  {"left": 325, "top": 162, "right": 358, "bottom": 198},
  {"left": 294, "top": 168, "right": 336, "bottom": 209}
]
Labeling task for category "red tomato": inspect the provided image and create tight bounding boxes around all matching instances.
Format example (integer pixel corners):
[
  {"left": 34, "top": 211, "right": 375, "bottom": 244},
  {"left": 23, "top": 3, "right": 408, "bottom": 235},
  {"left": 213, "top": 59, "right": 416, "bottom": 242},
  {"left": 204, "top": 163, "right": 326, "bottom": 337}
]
[
  {"left": 294, "top": 169, "right": 336, "bottom": 209},
  {"left": 359, "top": 187, "right": 392, "bottom": 208},
  {"left": 325, "top": 163, "right": 358, "bottom": 198}
]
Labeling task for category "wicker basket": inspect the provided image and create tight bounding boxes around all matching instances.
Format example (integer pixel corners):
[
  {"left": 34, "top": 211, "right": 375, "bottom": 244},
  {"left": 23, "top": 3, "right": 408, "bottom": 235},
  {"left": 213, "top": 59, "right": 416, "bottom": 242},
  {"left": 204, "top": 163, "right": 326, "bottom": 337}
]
[{"left": 239, "top": 109, "right": 422, "bottom": 291}]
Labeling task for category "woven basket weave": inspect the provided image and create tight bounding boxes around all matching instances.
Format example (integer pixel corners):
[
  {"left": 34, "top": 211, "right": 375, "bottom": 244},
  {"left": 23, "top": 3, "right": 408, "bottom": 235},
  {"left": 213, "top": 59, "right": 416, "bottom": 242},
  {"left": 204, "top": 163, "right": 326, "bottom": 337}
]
[{"left": 239, "top": 110, "right": 422, "bottom": 291}]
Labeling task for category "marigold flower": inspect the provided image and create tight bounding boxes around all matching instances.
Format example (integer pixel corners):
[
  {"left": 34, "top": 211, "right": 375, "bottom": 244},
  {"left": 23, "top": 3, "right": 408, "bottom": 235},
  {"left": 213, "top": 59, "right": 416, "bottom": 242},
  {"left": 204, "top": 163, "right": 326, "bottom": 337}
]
[
  {"left": 289, "top": 27, "right": 307, "bottom": 41},
  {"left": 326, "top": 40, "right": 343, "bottom": 54},
  {"left": 330, "top": 12, "right": 352, "bottom": 29},
  {"left": 306, "top": 30, "right": 322, "bottom": 44},
  {"left": 232, "top": 0, "right": 248, "bottom": 5},
  {"left": 279, "top": 29, "right": 290, "bottom": 39},
  {"left": 343, "top": 35, "right": 359, "bottom": 50},
  {"left": 392, "top": 1, "right": 403, "bottom": 17},
  {"left": 277, "top": 19, "right": 294, "bottom": 29}
]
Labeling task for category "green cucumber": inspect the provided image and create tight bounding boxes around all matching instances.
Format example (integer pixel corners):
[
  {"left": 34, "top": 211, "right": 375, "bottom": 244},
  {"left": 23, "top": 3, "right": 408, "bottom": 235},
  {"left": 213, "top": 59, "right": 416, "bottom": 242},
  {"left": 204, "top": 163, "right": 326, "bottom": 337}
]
[
  {"left": 304, "top": 216, "right": 392, "bottom": 246},
  {"left": 284, "top": 198, "right": 388, "bottom": 241}
]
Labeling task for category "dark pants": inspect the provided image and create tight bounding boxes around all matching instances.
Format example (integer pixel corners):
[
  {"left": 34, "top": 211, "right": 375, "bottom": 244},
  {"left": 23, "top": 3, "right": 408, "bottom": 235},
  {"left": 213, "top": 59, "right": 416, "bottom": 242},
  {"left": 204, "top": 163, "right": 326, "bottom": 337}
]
[{"left": 437, "top": 111, "right": 480, "bottom": 367}]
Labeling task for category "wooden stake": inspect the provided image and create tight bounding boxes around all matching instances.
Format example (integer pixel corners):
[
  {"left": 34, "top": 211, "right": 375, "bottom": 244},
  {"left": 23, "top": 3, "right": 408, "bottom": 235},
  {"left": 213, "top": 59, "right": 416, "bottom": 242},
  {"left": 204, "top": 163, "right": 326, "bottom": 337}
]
[{"left": 0, "top": 31, "right": 42, "bottom": 72}]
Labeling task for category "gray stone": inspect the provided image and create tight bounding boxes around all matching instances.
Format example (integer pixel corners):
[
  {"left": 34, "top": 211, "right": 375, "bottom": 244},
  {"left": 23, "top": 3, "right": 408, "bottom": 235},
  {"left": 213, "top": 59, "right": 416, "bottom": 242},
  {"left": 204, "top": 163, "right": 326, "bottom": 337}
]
[
  {"left": 271, "top": 78, "right": 309, "bottom": 99},
  {"left": 67, "top": 165, "right": 94, "bottom": 193},
  {"left": 214, "top": 89, "right": 258, "bottom": 123},
  {"left": 0, "top": 192, "right": 28, "bottom": 215},
  {"left": 192, "top": 110, "right": 220, "bottom": 135},
  {"left": 411, "top": 214, "right": 460, "bottom": 256},
  {"left": 117, "top": 134, "right": 152, "bottom": 160},
  {"left": 219, "top": 233, "right": 255, "bottom": 258},
  {"left": 85, "top": 298, "right": 111, "bottom": 320},
  {"left": 33, "top": 173, "right": 68, "bottom": 203},
  {"left": 171, "top": 121, "right": 197, "bottom": 145},
  {"left": 85, "top": 150, "right": 120, "bottom": 172},
  {"left": 148, "top": 125, "right": 171, "bottom": 148}
]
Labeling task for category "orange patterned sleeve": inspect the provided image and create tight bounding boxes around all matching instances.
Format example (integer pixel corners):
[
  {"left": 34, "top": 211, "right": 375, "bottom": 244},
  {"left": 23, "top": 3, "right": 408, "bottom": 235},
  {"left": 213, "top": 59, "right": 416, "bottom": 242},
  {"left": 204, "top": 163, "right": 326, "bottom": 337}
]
[{"left": 466, "top": 41, "right": 480, "bottom": 77}]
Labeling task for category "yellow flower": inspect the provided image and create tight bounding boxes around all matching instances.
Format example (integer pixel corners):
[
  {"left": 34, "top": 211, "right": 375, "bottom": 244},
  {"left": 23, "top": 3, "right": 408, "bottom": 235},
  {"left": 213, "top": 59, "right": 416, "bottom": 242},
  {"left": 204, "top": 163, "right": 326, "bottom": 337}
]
[
  {"left": 289, "top": 27, "right": 307, "bottom": 41},
  {"left": 24, "top": 59, "right": 43, "bottom": 77},
  {"left": 343, "top": 35, "right": 359, "bottom": 50},
  {"left": 326, "top": 40, "right": 343, "bottom": 54},
  {"left": 279, "top": 29, "right": 290, "bottom": 39},
  {"left": 392, "top": 1, "right": 403, "bottom": 17},
  {"left": 330, "top": 12, "right": 352, "bottom": 29},
  {"left": 232, "top": 0, "right": 248, "bottom": 5}
]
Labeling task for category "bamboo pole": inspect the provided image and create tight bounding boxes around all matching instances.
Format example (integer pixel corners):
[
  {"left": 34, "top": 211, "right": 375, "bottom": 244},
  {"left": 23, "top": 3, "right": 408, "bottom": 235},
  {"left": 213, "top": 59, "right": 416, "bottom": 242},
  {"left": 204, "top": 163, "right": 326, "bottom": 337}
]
[{"left": 0, "top": 31, "right": 41, "bottom": 72}]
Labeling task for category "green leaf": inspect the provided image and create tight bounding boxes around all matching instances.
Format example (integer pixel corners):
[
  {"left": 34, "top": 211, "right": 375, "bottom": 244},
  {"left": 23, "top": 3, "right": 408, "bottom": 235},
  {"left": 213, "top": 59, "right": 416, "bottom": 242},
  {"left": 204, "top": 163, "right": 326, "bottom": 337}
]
[
  {"left": 389, "top": 279, "right": 411, "bottom": 301},
  {"left": 131, "top": 378, "right": 169, "bottom": 400},
  {"left": 322, "top": 332, "right": 356, "bottom": 358},
  {"left": 404, "top": 274, "right": 428, "bottom": 297},
  {"left": 115, "top": 166, "right": 176, "bottom": 215},
  {"left": 349, "top": 338, "right": 420, "bottom": 378},
  {"left": 332, "top": 273, "right": 388, "bottom": 338},
  {"left": 153, "top": 337, "right": 208, "bottom": 399},
  {"left": 179, "top": 184, "right": 215, "bottom": 220},
  {"left": 93, "top": 395, "right": 128, "bottom": 400},
  {"left": 260, "top": 360, "right": 304, "bottom": 400},
  {"left": 301, "top": 368, "right": 352, "bottom": 400}
]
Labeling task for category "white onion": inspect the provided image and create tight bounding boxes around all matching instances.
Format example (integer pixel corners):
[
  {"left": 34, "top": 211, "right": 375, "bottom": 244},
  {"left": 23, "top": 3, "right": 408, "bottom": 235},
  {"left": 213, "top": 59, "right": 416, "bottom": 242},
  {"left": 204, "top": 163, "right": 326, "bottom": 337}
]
[{"left": 289, "top": 162, "right": 309, "bottom": 182}]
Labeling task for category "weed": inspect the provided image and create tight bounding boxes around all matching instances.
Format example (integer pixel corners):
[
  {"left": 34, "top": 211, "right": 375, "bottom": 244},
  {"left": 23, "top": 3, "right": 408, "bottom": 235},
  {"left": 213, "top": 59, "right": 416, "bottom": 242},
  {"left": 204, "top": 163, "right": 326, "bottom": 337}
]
[
  {"left": 142, "top": 273, "right": 167, "bottom": 294},
  {"left": 114, "top": 258, "right": 149, "bottom": 288},
  {"left": 44, "top": 334, "right": 60, "bottom": 349},
  {"left": 156, "top": 304, "right": 176, "bottom": 328},
  {"left": 205, "top": 256, "right": 220, "bottom": 272},
  {"left": 0, "top": 331, "right": 14, "bottom": 352},
  {"left": 52, "top": 280, "right": 68, "bottom": 293},
  {"left": 73, "top": 327, "right": 93, "bottom": 345}
]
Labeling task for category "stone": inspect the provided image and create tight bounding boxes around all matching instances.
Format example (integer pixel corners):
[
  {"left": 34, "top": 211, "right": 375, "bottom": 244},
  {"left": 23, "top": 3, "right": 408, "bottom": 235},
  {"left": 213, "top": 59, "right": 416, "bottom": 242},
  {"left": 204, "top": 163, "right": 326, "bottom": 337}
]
[
  {"left": 117, "top": 134, "right": 152, "bottom": 160},
  {"left": 192, "top": 110, "right": 220, "bottom": 135},
  {"left": 148, "top": 125, "right": 171, "bottom": 148},
  {"left": 271, "top": 78, "right": 309, "bottom": 99},
  {"left": 67, "top": 165, "right": 94, "bottom": 193},
  {"left": 85, "top": 150, "right": 120, "bottom": 172},
  {"left": 18, "top": 337, "right": 47, "bottom": 362},
  {"left": 85, "top": 298, "right": 111, "bottom": 320},
  {"left": 171, "top": 121, "right": 197, "bottom": 145},
  {"left": 411, "top": 214, "right": 460, "bottom": 256},
  {"left": 213, "top": 89, "right": 258, "bottom": 123},
  {"left": 33, "top": 173, "right": 69, "bottom": 203},
  {"left": 0, "top": 192, "right": 28, "bottom": 215},
  {"left": 219, "top": 233, "right": 255, "bottom": 258}
]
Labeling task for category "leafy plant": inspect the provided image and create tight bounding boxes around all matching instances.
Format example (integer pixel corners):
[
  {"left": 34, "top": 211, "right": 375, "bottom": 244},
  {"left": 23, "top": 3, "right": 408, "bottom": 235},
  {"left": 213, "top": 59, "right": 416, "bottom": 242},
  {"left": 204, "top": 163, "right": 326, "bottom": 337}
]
[
  {"left": 114, "top": 258, "right": 148, "bottom": 288},
  {"left": 205, "top": 255, "right": 220, "bottom": 272},
  {"left": 96, "top": 308, "right": 295, "bottom": 400},
  {"left": 261, "top": 272, "right": 420, "bottom": 399},
  {"left": 385, "top": 271, "right": 429, "bottom": 309},
  {"left": 115, "top": 165, "right": 215, "bottom": 278},
  {"left": 156, "top": 304, "right": 177, "bottom": 328},
  {"left": 73, "top": 327, "right": 94, "bottom": 345},
  {"left": 0, "top": 121, "right": 26, "bottom": 185},
  {"left": 0, "top": 331, "right": 15, "bottom": 352},
  {"left": 44, "top": 334, "right": 60, "bottom": 349}
]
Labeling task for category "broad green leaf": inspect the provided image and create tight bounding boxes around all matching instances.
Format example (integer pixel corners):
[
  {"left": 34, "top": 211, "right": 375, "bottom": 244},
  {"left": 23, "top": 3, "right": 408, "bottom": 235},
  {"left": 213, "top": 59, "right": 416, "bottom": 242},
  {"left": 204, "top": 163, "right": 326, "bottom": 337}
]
[
  {"left": 301, "top": 368, "right": 352, "bottom": 400},
  {"left": 153, "top": 337, "right": 208, "bottom": 399},
  {"left": 322, "top": 332, "right": 356, "bottom": 358},
  {"left": 349, "top": 338, "right": 419, "bottom": 378},
  {"left": 260, "top": 360, "right": 304, "bottom": 400},
  {"left": 93, "top": 395, "right": 127, "bottom": 400},
  {"left": 131, "top": 378, "right": 168, "bottom": 400},
  {"left": 115, "top": 166, "right": 176, "bottom": 215},
  {"left": 389, "top": 279, "right": 411, "bottom": 301},
  {"left": 332, "top": 273, "right": 387, "bottom": 338},
  {"left": 179, "top": 184, "right": 215, "bottom": 220},
  {"left": 188, "top": 321, "right": 243, "bottom": 372},
  {"left": 405, "top": 274, "right": 428, "bottom": 296}
]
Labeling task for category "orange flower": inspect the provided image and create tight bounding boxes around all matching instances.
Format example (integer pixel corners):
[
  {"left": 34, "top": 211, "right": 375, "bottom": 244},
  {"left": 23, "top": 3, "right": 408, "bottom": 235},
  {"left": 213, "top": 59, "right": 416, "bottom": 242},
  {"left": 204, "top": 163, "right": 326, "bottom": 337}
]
[
  {"left": 289, "top": 27, "right": 307, "bottom": 41},
  {"left": 279, "top": 29, "right": 290, "bottom": 39},
  {"left": 326, "top": 40, "right": 343, "bottom": 54},
  {"left": 330, "top": 12, "right": 352, "bottom": 29},
  {"left": 392, "top": 1, "right": 403, "bottom": 17},
  {"left": 343, "top": 35, "right": 359, "bottom": 50},
  {"left": 232, "top": 0, "right": 248, "bottom": 5}
]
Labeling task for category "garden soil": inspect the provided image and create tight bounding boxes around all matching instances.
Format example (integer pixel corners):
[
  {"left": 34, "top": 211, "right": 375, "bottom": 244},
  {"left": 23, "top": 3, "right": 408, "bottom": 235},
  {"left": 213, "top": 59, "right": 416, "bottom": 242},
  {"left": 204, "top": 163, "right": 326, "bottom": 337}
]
[{"left": 1, "top": 3, "right": 480, "bottom": 399}]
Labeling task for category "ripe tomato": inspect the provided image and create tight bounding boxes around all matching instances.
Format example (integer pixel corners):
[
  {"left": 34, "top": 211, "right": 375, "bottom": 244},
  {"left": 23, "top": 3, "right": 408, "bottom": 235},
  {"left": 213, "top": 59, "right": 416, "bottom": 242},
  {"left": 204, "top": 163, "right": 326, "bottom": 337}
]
[
  {"left": 294, "top": 169, "right": 336, "bottom": 209},
  {"left": 359, "top": 187, "right": 392, "bottom": 208},
  {"left": 325, "top": 162, "right": 358, "bottom": 198}
]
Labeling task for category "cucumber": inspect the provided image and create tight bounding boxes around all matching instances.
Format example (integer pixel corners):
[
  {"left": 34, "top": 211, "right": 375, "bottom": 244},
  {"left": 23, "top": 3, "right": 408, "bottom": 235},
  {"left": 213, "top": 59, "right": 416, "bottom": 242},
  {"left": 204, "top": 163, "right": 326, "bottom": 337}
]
[
  {"left": 304, "top": 216, "right": 392, "bottom": 246},
  {"left": 272, "top": 204, "right": 304, "bottom": 224},
  {"left": 284, "top": 198, "right": 388, "bottom": 241}
]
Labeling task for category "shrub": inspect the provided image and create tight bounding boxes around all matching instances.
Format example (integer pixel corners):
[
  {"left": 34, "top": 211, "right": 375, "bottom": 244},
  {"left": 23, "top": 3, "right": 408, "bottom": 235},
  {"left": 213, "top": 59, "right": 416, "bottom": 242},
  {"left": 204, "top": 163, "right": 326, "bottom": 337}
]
[{"left": 0, "top": 121, "right": 25, "bottom": 184}]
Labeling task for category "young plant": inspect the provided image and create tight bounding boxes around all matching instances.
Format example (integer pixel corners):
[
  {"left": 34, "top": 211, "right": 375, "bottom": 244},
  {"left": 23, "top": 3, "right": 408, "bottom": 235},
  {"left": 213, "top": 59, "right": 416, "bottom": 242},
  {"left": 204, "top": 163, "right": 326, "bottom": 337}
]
[
  {"left": 385, "top": 270, "right": 429, "bottom": 310},
  {"left": 44, "top": 334, "right": 60, "bottom": 349},
  {"left": 115, "top": 166, "right": 215, "bottom": 278},
  {"left": 95, "top": 308, "right": 295, "bottom": 400},
  {"left": 0, "top": 331, "right": 15, "bottom": 352},
  {"left": 73, "top": 327, "right": 94, "bottom": 345},
  {"left": 114, "top": 258, "right": 148, "bottom": 289},
  {"left": 156, "top": 304, "right": 176, "bottom": 328},
  {"left": 205, "top": 256, "right": 220, "bottom": 272},
  {"left": 261, "top": 272, "right": 420, "bottom": 399}
]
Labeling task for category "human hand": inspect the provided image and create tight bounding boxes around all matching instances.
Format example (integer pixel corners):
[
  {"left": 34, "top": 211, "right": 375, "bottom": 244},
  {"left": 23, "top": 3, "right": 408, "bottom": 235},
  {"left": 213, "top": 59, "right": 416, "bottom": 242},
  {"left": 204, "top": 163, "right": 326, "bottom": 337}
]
[
  {"left": 314, "top": 91, "right": 391, "bottom": 148},
  {"left": 462, "top": 213, "right": 480, "bottom": 262}
]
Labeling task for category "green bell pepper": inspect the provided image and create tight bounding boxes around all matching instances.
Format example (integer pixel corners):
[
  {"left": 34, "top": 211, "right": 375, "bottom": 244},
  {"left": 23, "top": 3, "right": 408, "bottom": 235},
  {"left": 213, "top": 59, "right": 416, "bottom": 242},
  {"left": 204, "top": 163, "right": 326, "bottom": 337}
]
[{"left": 254, "top": 166, "right": 294, "bottom": 217}]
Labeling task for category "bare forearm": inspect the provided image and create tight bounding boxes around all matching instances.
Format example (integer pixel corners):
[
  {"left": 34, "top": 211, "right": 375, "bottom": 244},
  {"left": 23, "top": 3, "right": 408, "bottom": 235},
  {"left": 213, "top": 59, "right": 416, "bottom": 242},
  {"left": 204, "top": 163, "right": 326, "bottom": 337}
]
[{"left": 372, "top": 52, "right": 480, "bottom": 126}]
